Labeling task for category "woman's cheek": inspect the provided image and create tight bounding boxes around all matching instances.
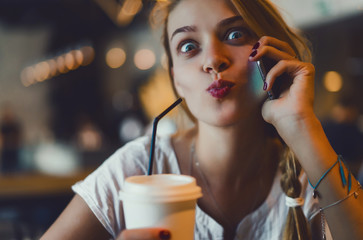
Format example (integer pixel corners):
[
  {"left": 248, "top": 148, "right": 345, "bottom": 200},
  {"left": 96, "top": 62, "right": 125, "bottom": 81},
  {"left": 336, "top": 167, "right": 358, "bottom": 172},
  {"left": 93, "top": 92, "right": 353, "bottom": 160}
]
[
  {"left": 173, "top": 70, "right": 191, "bottom": 98},
  {"left": 173, "top": 64, "right": 196, "bottom": 86}
]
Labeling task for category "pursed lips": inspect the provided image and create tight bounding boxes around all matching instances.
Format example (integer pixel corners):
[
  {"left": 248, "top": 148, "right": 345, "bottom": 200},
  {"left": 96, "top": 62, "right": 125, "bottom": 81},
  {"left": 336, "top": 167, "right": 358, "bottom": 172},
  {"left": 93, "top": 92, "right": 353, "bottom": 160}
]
[{"left": 206, "top": 79, "right": 235, "bottom": 99}]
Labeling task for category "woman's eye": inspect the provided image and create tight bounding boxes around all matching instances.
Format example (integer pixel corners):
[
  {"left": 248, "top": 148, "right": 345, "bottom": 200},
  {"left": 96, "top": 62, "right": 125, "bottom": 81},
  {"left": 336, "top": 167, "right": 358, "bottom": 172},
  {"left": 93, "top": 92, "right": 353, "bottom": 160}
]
[
  {"left": 227, "top": 30, "right": 243, "bottom": 40},
  {"left": 180, "top": 42, "right": 198, "bottom": 53}
]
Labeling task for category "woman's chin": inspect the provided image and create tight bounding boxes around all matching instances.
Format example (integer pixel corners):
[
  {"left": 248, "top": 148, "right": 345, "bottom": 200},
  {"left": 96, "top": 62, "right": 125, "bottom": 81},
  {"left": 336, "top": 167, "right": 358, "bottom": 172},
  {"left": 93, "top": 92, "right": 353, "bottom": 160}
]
[{"left": 200, "top": 111, "right": 252, "bottom": 128}]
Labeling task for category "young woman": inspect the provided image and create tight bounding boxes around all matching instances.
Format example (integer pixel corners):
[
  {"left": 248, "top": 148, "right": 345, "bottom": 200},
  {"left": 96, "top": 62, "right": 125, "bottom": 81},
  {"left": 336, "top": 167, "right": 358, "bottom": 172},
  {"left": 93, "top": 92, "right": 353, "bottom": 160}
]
[{"left": 41, "top": 0, "right": 363, "bottom": 239}]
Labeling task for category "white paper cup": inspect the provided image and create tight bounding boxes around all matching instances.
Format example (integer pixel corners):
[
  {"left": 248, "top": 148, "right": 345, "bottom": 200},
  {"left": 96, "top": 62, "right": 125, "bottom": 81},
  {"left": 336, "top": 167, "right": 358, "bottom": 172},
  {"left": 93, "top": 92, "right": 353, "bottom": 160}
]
[{"left": 119, "top": 174, "right": 202, "bottom": 240}]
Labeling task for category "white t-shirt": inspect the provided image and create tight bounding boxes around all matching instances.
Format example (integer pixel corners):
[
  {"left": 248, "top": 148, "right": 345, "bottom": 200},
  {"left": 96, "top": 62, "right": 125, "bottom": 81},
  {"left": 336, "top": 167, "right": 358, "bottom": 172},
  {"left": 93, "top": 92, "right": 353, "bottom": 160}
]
[{"left": 72, "top": 135, "right": 332, "bottom": 239}]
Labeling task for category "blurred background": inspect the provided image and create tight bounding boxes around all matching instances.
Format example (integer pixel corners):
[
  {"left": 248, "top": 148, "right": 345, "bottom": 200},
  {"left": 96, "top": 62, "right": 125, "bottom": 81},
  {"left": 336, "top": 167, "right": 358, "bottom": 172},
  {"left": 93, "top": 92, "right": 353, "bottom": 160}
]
[{"left": 0, "top": 0, "right": 362, "bottom": 239}]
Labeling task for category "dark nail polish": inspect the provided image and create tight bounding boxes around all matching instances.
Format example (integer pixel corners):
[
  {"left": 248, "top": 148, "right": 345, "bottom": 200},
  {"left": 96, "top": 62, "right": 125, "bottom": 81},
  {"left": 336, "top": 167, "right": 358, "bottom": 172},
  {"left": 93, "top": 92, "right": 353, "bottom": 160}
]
[
  {"left": 249, "top": 50, "right": 257, "bottom": 58},
  {"left": 263, "top": 82, "right": 267, "bottom": 91},
  {"left": 159, "top": 230, "right": 171, "bottom": 240},
  {"left": 252, "top": 42, "right": 260, "bottom": 50}
]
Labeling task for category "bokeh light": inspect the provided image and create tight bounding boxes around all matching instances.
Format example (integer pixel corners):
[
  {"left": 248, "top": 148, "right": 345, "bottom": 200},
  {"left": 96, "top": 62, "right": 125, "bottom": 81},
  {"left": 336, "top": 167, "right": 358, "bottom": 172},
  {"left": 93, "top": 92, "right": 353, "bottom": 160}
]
[
  {"left": 117, "top": 0, "right": 143, "bottom": 26},
  {"left": 80, "top": 46, "right": 95, "bottom": 66},
  {"left": 73, "top": 49, "right": 84, "bottom": 67},
  {"left": 121, "top": 0, "right": 142, "bottom": 16},
  {"left": 48, "top": 59, "right": 58, "bottom": 77},
  {"left": 323, "top": 71, "right": 343, "bottom": 92},
  {"left": 21, "top": 66, "right": 36, "bottom": 87},
  {"left": 106, "top": 48, "right": 126, "bottom": 68},
  {"left": 34, "top": 61, "right": 50, "bottom": 82},
  {"left": 134, "top": 49, "right": 156, "bottom": 70},
  {"left": 65, "top": 52, "right": 76, "bottom": 70},
  {"left": 119, "top": 117, "right": 144, "bottom": 142},
  {"left": 20, "top": 45, "right": 95, "bottom": 87},
  {"left": 57, "top": 55, "right": 68, "bottom": 74}
]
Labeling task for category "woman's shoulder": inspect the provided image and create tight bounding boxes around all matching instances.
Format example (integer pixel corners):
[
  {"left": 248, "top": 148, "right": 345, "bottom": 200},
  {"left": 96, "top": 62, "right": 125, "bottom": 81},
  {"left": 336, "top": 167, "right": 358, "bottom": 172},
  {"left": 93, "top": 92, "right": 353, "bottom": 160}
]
[
  {"left": 72, "top": 134, "right": 179, "bottom": 196},
  {"left": 70, "top": 134, "right": 186, "bottom": 238}
]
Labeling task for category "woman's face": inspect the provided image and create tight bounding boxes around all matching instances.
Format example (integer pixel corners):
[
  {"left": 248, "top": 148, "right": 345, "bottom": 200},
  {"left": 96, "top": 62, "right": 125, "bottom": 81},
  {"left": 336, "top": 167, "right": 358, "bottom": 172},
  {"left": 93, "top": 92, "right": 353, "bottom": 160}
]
[{"left": 168, "top": 0, "right": 259, "bottom": 127}]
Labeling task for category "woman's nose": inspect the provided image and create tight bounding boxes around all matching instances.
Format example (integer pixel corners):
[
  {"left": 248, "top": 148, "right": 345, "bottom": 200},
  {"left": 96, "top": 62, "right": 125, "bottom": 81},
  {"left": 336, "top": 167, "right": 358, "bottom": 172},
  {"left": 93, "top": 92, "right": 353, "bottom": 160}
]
[{"left": 202, "top": 40, "right": 230, "bottom": 74}]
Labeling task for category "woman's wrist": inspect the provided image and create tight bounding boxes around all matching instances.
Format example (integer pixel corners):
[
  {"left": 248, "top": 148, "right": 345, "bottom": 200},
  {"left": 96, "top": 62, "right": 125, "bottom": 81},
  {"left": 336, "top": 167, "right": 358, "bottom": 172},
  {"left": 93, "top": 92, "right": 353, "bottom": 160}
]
[
  {"left": 275, "top": 112, "right": 337, "bottom": 169},
  {"left": 274, "top": 109, "right": 318, "bottom": 144}
]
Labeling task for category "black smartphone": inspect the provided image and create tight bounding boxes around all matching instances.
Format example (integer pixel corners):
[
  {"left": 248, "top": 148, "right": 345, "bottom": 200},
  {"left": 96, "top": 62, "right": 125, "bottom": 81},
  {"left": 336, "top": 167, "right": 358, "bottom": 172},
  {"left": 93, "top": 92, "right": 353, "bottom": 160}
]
[{"left": 255, "top": 57, "right": 291, "bottom": 100}]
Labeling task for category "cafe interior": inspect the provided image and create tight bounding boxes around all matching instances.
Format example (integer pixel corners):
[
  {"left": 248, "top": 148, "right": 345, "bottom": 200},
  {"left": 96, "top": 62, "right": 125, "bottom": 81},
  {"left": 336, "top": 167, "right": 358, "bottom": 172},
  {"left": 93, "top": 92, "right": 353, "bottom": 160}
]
[{"left": 0, "top": 0, "right": 363, "bottom": 239}]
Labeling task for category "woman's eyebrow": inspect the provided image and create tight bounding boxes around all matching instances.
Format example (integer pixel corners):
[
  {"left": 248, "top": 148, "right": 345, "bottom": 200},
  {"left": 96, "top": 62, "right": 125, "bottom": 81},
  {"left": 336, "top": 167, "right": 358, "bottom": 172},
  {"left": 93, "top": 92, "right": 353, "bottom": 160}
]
[
  {"left": 170, "top": 16, "right": 243, "bottom": 41},
  {"left": 170, "top": 25, "right": 197, "bottom": 41},
  {"left": 217, "top": 16, "right": 244, "bottom": 28}
]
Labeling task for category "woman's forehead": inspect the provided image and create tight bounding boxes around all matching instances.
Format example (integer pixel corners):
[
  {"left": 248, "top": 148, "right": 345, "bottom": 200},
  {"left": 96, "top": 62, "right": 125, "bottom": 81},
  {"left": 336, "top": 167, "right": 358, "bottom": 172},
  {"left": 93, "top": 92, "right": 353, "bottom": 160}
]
[{"left": 167, "top": 0, "right": 239, "bottom": 33}]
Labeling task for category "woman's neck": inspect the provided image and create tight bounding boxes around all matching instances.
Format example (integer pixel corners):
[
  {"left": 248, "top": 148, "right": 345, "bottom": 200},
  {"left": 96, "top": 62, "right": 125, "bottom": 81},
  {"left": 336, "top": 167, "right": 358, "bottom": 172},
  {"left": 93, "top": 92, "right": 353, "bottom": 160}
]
[{"left": 194, "top": 116, "right": 279, "bottom": 184}]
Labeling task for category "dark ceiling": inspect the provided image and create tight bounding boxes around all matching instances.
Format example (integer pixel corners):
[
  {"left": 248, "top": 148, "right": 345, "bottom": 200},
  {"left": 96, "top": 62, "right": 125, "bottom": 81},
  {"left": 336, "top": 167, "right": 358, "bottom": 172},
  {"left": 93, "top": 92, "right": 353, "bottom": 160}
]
[
  {"left": 0, "top": 0, "right": 153, "bottom": 36},
  {"left": 0, "top": 1, "right": 108, "bottom": 28}
]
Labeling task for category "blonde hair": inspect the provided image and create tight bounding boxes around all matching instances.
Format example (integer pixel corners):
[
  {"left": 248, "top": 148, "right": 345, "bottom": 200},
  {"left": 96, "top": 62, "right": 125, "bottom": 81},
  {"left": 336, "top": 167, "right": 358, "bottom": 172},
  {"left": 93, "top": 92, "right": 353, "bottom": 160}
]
[
  {"left": 280, "top": 149, "right": 312, "bottom": 240},
  {"left": 230, "top": 0, "right": 312, "bottom": 62},
  {"left": 150, "top": 1, "right": 313, "bottom": 239}
]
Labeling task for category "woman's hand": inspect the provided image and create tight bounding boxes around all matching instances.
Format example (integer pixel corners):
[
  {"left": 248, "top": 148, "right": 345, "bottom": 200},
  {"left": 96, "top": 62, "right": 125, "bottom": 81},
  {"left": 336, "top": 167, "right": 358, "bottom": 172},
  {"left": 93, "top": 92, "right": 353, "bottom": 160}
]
[
  {"left": 248, "top": 36, "right": 316, "bottom": 143},
  {"left": 117, "top": 228, "right": 171, "bottom": 240},
  {"left": 249, "top": 36, "right": 363, "bottom": 240}
]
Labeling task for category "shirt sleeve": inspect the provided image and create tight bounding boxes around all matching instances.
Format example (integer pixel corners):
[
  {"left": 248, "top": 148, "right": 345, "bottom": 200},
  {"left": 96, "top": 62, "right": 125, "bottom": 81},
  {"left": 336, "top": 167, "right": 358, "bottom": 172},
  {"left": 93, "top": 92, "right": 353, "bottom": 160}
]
[{"left": 72, "top": 137, "right": 150, "bottom": 239}]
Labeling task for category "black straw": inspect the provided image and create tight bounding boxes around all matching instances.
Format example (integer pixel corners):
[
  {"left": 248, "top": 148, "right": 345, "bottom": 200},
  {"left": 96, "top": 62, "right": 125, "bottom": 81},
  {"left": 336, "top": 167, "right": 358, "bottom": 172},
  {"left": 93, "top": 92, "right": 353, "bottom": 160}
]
[{"left": 147, "top": 98, "right": 183, "bottom": 175}]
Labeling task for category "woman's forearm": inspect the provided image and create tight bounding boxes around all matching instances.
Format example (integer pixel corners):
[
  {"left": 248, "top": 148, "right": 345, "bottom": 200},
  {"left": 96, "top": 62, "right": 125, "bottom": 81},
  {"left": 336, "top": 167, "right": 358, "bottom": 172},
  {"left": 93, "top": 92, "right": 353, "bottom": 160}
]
[{"left": 280, "top": 115, "right": 363, "bottom": 239}]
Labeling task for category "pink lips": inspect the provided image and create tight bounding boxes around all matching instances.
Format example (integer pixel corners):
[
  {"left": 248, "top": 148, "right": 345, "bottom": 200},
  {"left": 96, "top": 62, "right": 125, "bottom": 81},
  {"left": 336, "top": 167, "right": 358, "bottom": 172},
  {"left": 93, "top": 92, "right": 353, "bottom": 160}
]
[{"left": 206, "top": 80, "right": 235, "bottom": 99}]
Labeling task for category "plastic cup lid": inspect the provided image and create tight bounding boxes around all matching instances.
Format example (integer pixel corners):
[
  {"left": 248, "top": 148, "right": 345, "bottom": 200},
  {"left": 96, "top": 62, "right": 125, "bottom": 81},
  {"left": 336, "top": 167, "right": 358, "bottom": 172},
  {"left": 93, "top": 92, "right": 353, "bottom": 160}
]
[{"left": 119, "top": 174, "right": 202, "bottom": 203}]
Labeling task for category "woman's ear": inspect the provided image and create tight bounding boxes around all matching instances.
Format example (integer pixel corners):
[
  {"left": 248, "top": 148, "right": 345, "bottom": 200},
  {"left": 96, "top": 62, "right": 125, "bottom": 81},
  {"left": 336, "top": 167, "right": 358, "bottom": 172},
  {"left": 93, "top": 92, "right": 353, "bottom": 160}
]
[{"left": 172, "top": 67, "right": 185, "bottom": 98}]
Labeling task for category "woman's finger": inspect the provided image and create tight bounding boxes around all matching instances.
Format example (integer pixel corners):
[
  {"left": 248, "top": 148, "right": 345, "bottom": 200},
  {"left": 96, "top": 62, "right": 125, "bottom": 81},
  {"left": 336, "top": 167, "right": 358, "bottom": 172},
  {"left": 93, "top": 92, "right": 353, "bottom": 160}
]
[
  {"left": 118, "top": 228, "right": 171, "bottom": 240},
  {"left": 258, "top": 36, "right": 296, "bottom": 57},
  {"left": 249, "top": 45, "right": 296, "bottom": 62},
  {"left": 261, "top": 61, "right": 315, "bottom": 125},
  {"left": 264, "top": 60, "right": 315, "bottom": 93}
]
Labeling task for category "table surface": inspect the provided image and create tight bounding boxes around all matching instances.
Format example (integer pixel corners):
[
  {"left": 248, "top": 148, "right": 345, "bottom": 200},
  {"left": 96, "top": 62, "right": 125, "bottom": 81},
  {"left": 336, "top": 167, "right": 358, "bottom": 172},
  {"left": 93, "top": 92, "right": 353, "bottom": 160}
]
[{"left": 0, "top": 168, "right": 94, "bottom": 199}]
